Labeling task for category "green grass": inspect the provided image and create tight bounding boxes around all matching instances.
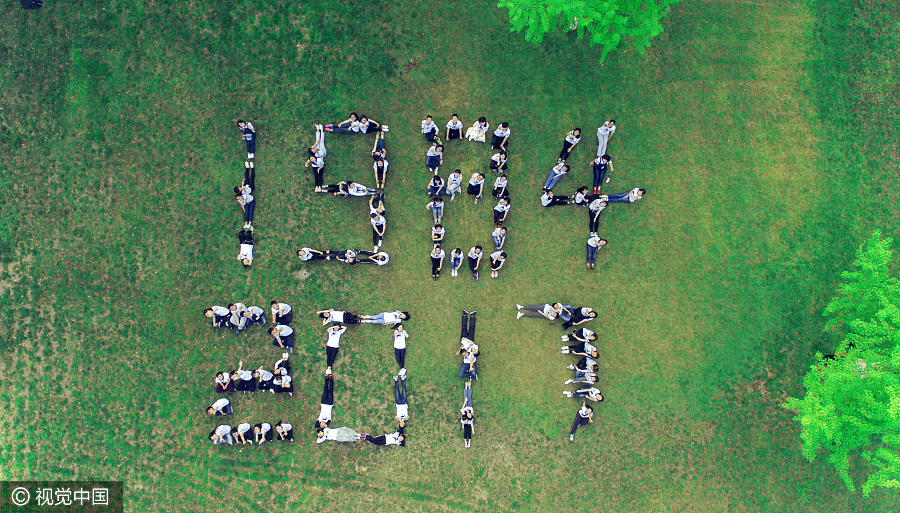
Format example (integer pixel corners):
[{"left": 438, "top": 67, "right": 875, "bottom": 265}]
[{"left": 0, "top": 0, "right": 898, "bottom": 511}]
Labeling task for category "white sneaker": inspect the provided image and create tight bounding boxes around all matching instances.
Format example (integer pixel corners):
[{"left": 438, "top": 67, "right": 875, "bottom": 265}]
[
  {"left": 283, "top": 352, "right": 289, "bottom": 360},
  {"left": 565, "top": 379, "right": 573, "bottom": 384},
  {"left": 244, "top": 161, "right": 250, "bottom": 169},
  {"left": 567, "top": 364, "right": 575, "bottom": 370},
  {"left": 249, "top": 153, "right": 254, "bottom": 159},
  {"left": 562, "top": 335, "right": 569, "bottom": 341},
  {"left": 516, "top": 312, "right": 523, "bottom": 319},
  {"left": 399, "top": 368, "right": 406, "bottom": 377},
  {"left": 374, "top": 246, "right": 379, "bottom": 252},
  {"left": 516, "top": 304, "right": 522, "bottom": 309},
  {"left": 325, "top": 367, "right": 332, "bottom": 376},
  {"left": 570, "top": 434, "right": 574, "bottom": 441},
  {"left": 561, "top": 347, "right": 569, "bottom": 353}
]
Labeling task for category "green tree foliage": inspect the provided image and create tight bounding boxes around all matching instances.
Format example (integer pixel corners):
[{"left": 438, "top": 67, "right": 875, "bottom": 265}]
[
  {"left": 497, "top": 0, "right": 682, "bottom": 61},
  {"left": 784, "top": 230, "right": 900, "bottom": 496}
]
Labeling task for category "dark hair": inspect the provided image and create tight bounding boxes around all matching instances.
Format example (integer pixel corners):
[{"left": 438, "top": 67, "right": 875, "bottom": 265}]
[
  {"left": 401, "top": 312, "right": 411, "bottom": 320},
  {"left": 316, "top": 429, "right": 324, "bottom": 437},
  {"left": 209, "top": 429, "right": 217, "bottom": 439},
  {"left": 436, "top": 145, "right": 444, "bottom": 151},
  {"left": 591, "top": 364, "right": 599, "bottom": 372},
  {"left": 371, "top": 213, "right": 379, "bottom": 219},
  {"left": 318, "top": 312, "right": 328, "bottom": 318},
  {"left": 242, "top": 262, "right": 251, "bottom": 268},
  {"left": 204, "top": 308, "right": 213, "bottom": 315},
  {"left": 600, "top": 201, "right": 608, "bottom": 207},
  {"left": 588, "top": 311, "right": 597, "bottom": 318},
  {"left": 235, "top": 193, "right": 243, "bottom": 199},
  {"left": 591, "top": 376, "right": 600, "bottom": 383},
  {"left": 574, "top": 127, "right": 581, "bottom": 132},
  {"left": 392, "top": 323, "right": 403, "bottom": 330},
  {"left": 269, "top": 327, "right": 277, "bottom": 335},
  {"left": 601, "top": 154, "right": 611, "bottom": 161},
  {"left": 434, "top": 196, "right": 443, "bottom": 202},
  {"left": 500, "top": 252, "right": 507, "bottom": 258},
  {"left": 271, "top": 300, "right": 278, "bottom": 305},
  {"left": 499, "top": 150, "right": 506, "bottom": 155},
  {"left": 434, "top": 244, "right": 441, "bottom": 250},
  {"left": 562, "top": 165, "right": 570, "bottom": 171},
  {"left": 308, "top": 148, "right": 317, "bottom": 157},
  {"left": 216, "top": 371, "right": 224, "bottom": 378},
  {"left": 359, "top": 115, "right": 368, "bottom": 121},
  {"left": 599, "top": 239, "right": 608, "bottom": 245},
  {"left": 234, "top": 187, "right": 242, "bottom": 194},
  {"left": 638, "top": 189, "right": 646, "bottom": 194},
  {"left": 435, "top": 223, "right": 443, "bottom": 229},
  {"left": 237, "top": 119, "right": 245, "bottom": 125},
  {"left": 454, "top": 168, "right": 461, "bottom": 174},
  {"left": 585, "top": 405, "right": 594, "bottom": 412},
  {"left": 500, "top": 122, "right": 509, "bottom": 128},
  {"left": 478, "top": 116, "right": 486, "bottom": 123},
  {"left": 500, "top": 174, "right": 507, "bottom": 179},
  {"left": 475, "top": 245, "right": 482, "bottom": 251},
  {"left": 452, "top": 113, "right": 459, "bottom": 117},
  {"left": 426, "top": 114, "right": 433, "bottom": 119},
  {"left": 578, "top": 186, "right": 588, "bottom": 193},
  {"left": 227, "top": 304, "right": 235, "bottom": 309},
  {"left": 608, "top": 119, "right": 615, "bottom": 124},
  {"left": 350, "top": 112, "right": 358, "bottom": 119}
]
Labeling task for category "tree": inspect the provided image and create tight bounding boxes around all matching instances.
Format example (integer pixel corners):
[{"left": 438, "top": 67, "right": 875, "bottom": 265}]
[
  {"left": 497, "top": 0, "right": 683, "bottom": 62},
  {"left": 784, "top": 230, "right": 900, "bottom": 496}
]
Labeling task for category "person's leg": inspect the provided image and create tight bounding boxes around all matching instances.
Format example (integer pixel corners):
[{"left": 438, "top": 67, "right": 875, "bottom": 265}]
[
  {"left": 245, "top": 200, "right": 255, "bottom": 223},
  {"left": 316, "top": 131, "right": 327, "bottom": 156},
  {"left": 464, "top": 387, "right": 473, "bottom": 410},
  {"left": 400, "top": 377, "right": 407, "bottom": 403},
  {"left": 493, "top": 210, "right": 501, "bottom": 224},
  {"left": 395, "top": 347, "right": 405, "bottom": 368},
  {"left": 596, "top": 131, "right": 608, "bottom": 157},
  {"left": 587, "top": 244, "right": 597, "bottom": 265},
  {"left": 372, "top": 227, "right": 379, "bottom": 246},
  {"left": 326, "top": 346, "right": 339, "bottom": 367},
  {"left": 570, "top": 414, "right": 586, "bottom": 435},
  {"left": 468, "top": 313, "right": 476, "bottom": 342},
  {"left": 460, "top": 312, "right": 470, "bottom": 340},
  {"left": 543, "top": 173, "right": 556, "bottom": 190},
  {"left": 606, "top": 190, "right": 630, "bottom": 201},
  {"left": 431, "top": 257, "right": 439, "bottom": 275},
  {"left": 464, "top": 423, "right": 472, "bottom": 441},
  {"left": 322, "top": 376, "right": 334, "bottom": 404},
  {"left": 394, "top": 378, "right": 402, "bottom": 404},
  {"left": 314, "top": 167, "right": 324, "bottom": 187}
]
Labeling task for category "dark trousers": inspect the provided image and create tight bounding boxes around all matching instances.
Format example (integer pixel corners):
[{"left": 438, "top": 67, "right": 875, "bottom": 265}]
[
  {"left": 238, "top": 230, "right": 254, "bottom": 245},
  {"left": 326, "top": 346, "right": 339, "bottom": 367},
  {"left": 244, "top": 166, "right": 256, "bottom": 191},
  {"left": 560, "top": 140, "right": 575, "bottom": 160},
  {"left": 467, "top": 256, "right": 479, "bottom": 274},
  {"left": 312, "top": 166, "right": 324, "bottom": 187},
  {"left": 463, "top": 423, "right": 472, "bottom": 440},
  {"left": 395, "top": 348, "right": 406, "bottom": 369},
  {"left": 570, "top": 414, "right": 590, "bottom": 435},
  {"left": 589, "top": 211, "right": 601, "bottom": 232},
  {"left": 493, "top": 210, "right": 506, "bottom": 224},
  {"left": 321, "top": 376, "right": 334, "bottom": 405},
  {"left": 258, "top": 377, "right": 273, "bottom": 391},
  {"left": 394, "top": 377, "right": 407, "bottom": 404},
  {"left": 460, "top": 312, "right": 476, "bottom": 341},
  {"left": 424, "top": 128, "right": 438, "bottom": 142},
  {"left": 373, "top": 227, "right": 383, "bottom": 246},
  {"left": 243, "top": 200, "right": 255, "bottom": 223},
  {"left": 276, "top": 311, "right": 293, "bottom": 324},
  {"left": 563, "top": 313, "right": 588, "bottom": 330},
  {"left": 489, "top": 161, "right": 507, "bottom": 171},
  {"left": 431, "top": 256, "right": 442, "bottom": 275},
  {"left": 492, "top": 186, "right": 509, "bottom": 199},
  {"left": 587, "top": 243, "right": 599, "bottom": 264},
  {"left": 592, "top": 163, "right": 608, "bottom": 189},
  {"left": 448, "top": 128, "right": 461, "bottom": 140},
  {"left": 546, "top": 196, "right": 570, "bottom": 206},
  {"left": 273, "top": 332, "right": 295, "bottom": 349},
  {"left": 244, "top": 129, "right": 256, "bottom": 153},
  {"left": 491, "top": 134, "right": 508, "bottom": 150}
]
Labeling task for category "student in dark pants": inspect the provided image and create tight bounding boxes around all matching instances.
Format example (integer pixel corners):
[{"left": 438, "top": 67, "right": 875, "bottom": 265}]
[
  {"left": 559, "top": 128, "right": 582, "bottom": 161},
  {"left": 362, "top": 424, "right": 406, "bottom": 446},
  {"left": 393, "top": 324, "right": 408, "bottom": 371},
  {"left": 459, "top": 310, "right": 478, "bottom": 379},
  {"left": 237, "top": 120, "right": 256, "bottom": 159},
  {"left": 235, "top": 161, "right": 255, "bottom": 197},
  {"left": 591, "top": 155, "right": 613, "bottom": 194},
  {"left": 562, "top": 307, "right": 597, "bottom": 330},
  {"left": 586, "top": 235, "right": 608, "bottom": 270},
  {"left": 430, "top": 244, "right": 445, "bottom": 280},
  {"left": 325, "top": 324, "right": 347, "bottom": 371},
  {"left": 275, "top": 421, "right": 294, "bottom": 442},
  {"left": 588, "top": 199, "right": 607, "bottom": 236},
  {"left": 467, "top": 246, "right": 483, "bottom": 280},
  {"left": 570, "top": 400, "right": 594, "bottom": 441},
  {"left": 491, "top": 122, "right": 510, "bottom": 150},
  {"left": 394, "top": 373, "right": 409, "bottom": 422},
  {"left": 315, "top": 373, "right": 335, "bottom": 430},
  {"left": 270, "top": 301, "right": 293, "bottom": 324}
]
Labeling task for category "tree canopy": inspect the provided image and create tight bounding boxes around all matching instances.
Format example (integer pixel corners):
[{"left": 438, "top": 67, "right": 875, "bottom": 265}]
[
  {"left": 784, "top": 230, "right": 900, "bottom": 496},
  {"left": 497, "top": 0, "right": 682, "bottom": 61}
]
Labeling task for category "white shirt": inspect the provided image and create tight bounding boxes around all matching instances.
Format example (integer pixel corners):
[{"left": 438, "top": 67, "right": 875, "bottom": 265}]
[
  {"left": 491, "top": 153, "right": 507, "bottom": 165},
  {"left": 589, "top": 199, "right": 606, "bottom": 213},
  {"left": 237, "top": 423, "right": 251, "bottom": 435},
  {"left": 317, "top": 427, "right": 339, "bottom": 443},
  {"left": 214, "top": 425, "right": 231, "bottom": 437},
  {"left": 393, "top": 329, "right": 408, "bottom": 349},
  {"left": 494, "top": 201, "right": 510, "bottom": 213},
  {"left": 565, "top": 131, "right": 581, "bottom": 144},
  {"left": 237, "top": 369, "right": 253, "bottom": 381},
  {"left": 578, "top": 405, "right": 592, "bottom": 419},
  {"left": 310, "top": 155, "right": 325, "bottom": 167},
  {"left": 431, "top": 226, "right": 445, "bottom": 237},
  {"left": 272, "top": 303, "right": 291, "bottom": 316},
  {"left": 588, "top": 235, "right": 603, "bottom": 248},
  {"left": 318, "top": 403, "right": 334, "bottom": 423},
  {"left": 493, "top": 126, "right": 510, "bottom": 138},
  {"left": 230, "top": 303, "right": 247, "bottom": 315},
  {"left": 472, "top": 120, "right": 489, "bottom": 132},
  {"left": 238, "top": 193, "right": 254, "bottom": 205},
  {"left": 460, "top": 339, "right": 479, "bottom": 354},
  {"left": 467, "top": 248, "right": 482, "bottom": 259},
  {"left": 627, "top": 188, "right": 643, "bottom": 202},
  {"left": 550, "top": 162, "right": 567, "bottom": 177},
  {"left": 371, "top": 214, "right": 386, "bottom": 228},
  {"left": 237, "top": 184, "right": 252, "bottom": 196},
  {"left": 584, "top": 341, "right": 597, "bottom": 354},
  {"left": 396, "top": 404, "right": 409, "bottom": 420},
  {"left": 421, "top": 119, "right": 438, "bottom": 133},
  {"left": 373, "top": 160, "right": 389, "bottom": 172},
  {"left": 276, "top": 375, "right": 292, "bottom": 387},
  {"left": 460, "top": 406, "right": 474, "bottom": 416},
  {"left": 426, "top": 200, "right": 443, "bottom": 210},
  {"left": 598, "top": 122, "right": 616, "bottom": 136},
  {"left": 238, "top": 243, "right": 253, "bottom": 262},
  {"left": 446, "top": 119, "right": 463, "bottom": 129},
  {"left": 274, "top": 325, "right": 294, "bottom": 337},
  {"left": 371, "top": 252, "right": 389, "bottom": 265},
  {"left": 246, "top": 306, "right": 264, "bottom": 318},
  {"left": 384, "top": 432, "right": 404, "bottom": 445},
  {"left": 584, "top": 388, "right": 603, "bottom": 401},
  {"left": 346, "top": 120, "right": 361, "bottom": 132},
  {"left": 211, "top": 306, "right": 229, "bottom": 316},
  {"left": 490, "top": 251, "right": 506, "bottom": 264},
  {"left": 491, "top": 227, "right": 505, "bottom": 240},
  {"left": 298, "top": 248, "right": 316, "bottom": 261},
  {"left": 348, "top": 183, "right": 369, "bottom": 196},
  {"left": 540, "top": 193, "right": 554, "bottom": 207},
  {"left": 215, "top": 374, "right": 230, "bottom": 386},
  {"left": 211, "top": 398, "right": 230, "bottom": 410},
  {"left": 447, "top": 173, "right": 463, "bottom": 190},
  {"left": 426, "top": 145, "right": 442, "bottom": 157},
  {"left": 462, "top": 353, "right": 476, "bottom": 365},
  {"left": 256, "top": 368, "right": 273, "bottom": 381},
  {"left": 581, "top": 356, "right": 597, "bottom": 369},
  {"left": 574, "top": 191, "right": 588, "bottom": 204},
  {"left": 431, "top": 247, "right": 445, "bottom": 259},
  {"left": 383, "top": 311, "right": 402, "bottom": 324},
  {"left": 325, "top": 310, "right": 347, "bottom": 323},
  {"left": 326, "top": 326, "right": 347, "bottom": 347},
  {"left": 493, "top": 177, "right": 507, "bottom": 189},
  {"left": 468, "top": 174, "right": 484, "bottom": 186}
]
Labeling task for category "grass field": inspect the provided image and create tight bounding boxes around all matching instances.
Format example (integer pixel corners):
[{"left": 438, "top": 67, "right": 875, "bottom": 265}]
[{"left": 1, "top": 0, "right": 899, "bottom": 511}]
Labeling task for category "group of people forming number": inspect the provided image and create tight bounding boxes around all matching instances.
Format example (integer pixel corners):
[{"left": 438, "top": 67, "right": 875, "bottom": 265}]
[
  {"left": 234, "top": 120, "right": 257, "bottom": 267},
  {"left": 516, "top": 303, "right": 602, "bottom": 441},
  {"left": 422, "top": 114, "right": 510, "bottom": 281}
]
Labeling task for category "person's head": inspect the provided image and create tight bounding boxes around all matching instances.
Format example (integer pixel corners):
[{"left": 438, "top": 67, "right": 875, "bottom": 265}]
[
  {"left": 237, "top": 119, "right": 246, "bottom": 127},
  {"left": 589, "top": 350, "right": 599, "bottom": 358},
  {"left": 434, "top": 197, "right": 443, "bottom": 204},
  {"left": 545, "top": 190, "right": 554, "bottom": 198},
  {"left": 399, "top": 312, "right": 410, "bottom": 320},
  {"left": 598, "top": 239, "right": 608, "bottom": 247},
  {"left": 347, "top": 181, "right": 356, "bottom": 188},
  {"left": 340, "top": 183, "right": 349, "bottom": 192},
  {"left": 349, "top": 112, "right": 358, "bottom": 120},
  {"left": 608, "top": 119, "right": 615, "bottom": 125},
  {"left": 600, "top": 201, "right": 608, "bottom": 208},
  {"left": 269, "top": 327, "right": 278, "bottom": 336},
  {"left": 375, "top": 158, "right": 384, "bottom": 167},
  {"left": 436, "top": 145, "right": 444, "bottom": 152},
  {"left": 578, "top": 186, "right": 589, "bottom": 194},
  {"left": 591, "top": 364, "right": 599, "bottom": 372},
  {"left": 371, "top": 213, "right": 379, "bottom": 220},
  {"left": 204, "top": 309, "right": 214, "bottom": 318},
  {"left": 318, "top": 311, "right": 329, "bottom": 319},
  {"left": 466, "top": 411, "right": 473, "bottom": 419},
  {"left": 588, "top": 332, "right": 598, "bottom": 341},
  {"left": 478, "top": 116, "right": 487, "bottom": 123},
  {"left": 461, "top": 349, "right": 469, "bottom": 357},
  {"left": 307, "top": 154, "right": 317, "bottom": 164},
  {"left": 475, "top": 246, "right": 482, "bottom": 253},
  {"left": 397, "top": 434, "right": 406, "bottom": 444},
  {"left": 500, "top": 198, "right": 509, "bottom": 205},
  {"left": 500, "top": 173, "right": 507, "bottom": 181},
  {"left": 638, "top": 189, "right": 646, "bottom": 195},
  {"left": 499, "top": 150, "right": 507, "bottom": 157},
  {"left": 359, "top": 115, "right": 368, "bottom": 124},
  {"left": 573, "top": 128, "right": 581, "bottom": 136},
  {"left": 601, "top": 154, "right": 611, "bottom": 162},
  {"left": 231, "top": 371, "right": 240, "bottom": 380},
  {"left": 316, "top": 430, "right": 324, "bottom": 439},
  {"left": 477, "top": 173, "right": 485, "bottom": 180},
  {"left": 206, "top": 407, "right": 216, "bottom": 415},
  {"left": 271, "top": 300, "right": 278, "bottom": 307},
  {"left": 500, "top": 227, "right": 507, "bottom": 235},
  {"left": 454, "top": 247, "right": 462, "bottom": 255},
  {"left": 433, "top": 244, "right": 442, "bottom": 252},
  {"left": 562, "top": 165, "right": 570, "bottom": 172},
  {"left": 241, "top": 258, "right": 252, "bottom": 267},
  {"left": 318, "top": 421, "right": 328, "bottom": 429},
  {"left": 425, "top": 115, "right": 433, "bottom": 121},
  {"left": 500, "top": 122, "right": 509, "bottom": 128},
  {"left": 590, "top": 376, "right": 600, "bottom": 384},
  {"left": 228, "top": 304, "right": 236, "bottom": 311},
  {"left": 399, "top": 419, "right": 406, "bottom": 428},
  {"left": 585, "top": 405, "right": 594, "bottom": 412},
  {"left": 254, "top": 425, "right": 262, "bottom": 434},
  {"left": 453, "top": 168, "right": 461, "bottom": 176},
  {"left": 215, "top": 372, "right": 224, "bottom": 380},
  {"left": 434, "top": 223, "right": 443, "bottom": 231},
  {"left": 588, "top": 311, "right": 597, "bottom": 319},
  {"left": 275, "top": 423, "right": 284, "bottom": 433},
  {"left": 297, "top": 249, "right": 307, "bottom": 259},
  {"left": 235, "top": 193, "right": 244, "bottom": 200},
  {"left": 431, "top": 176, "right": 441, "bottom": 185},
  {"left": 234, "top": 186, "right": 242, "bottom": 194},
  {"left": 452, "top": 114, "right": 459, "bottom": 120},
  {"left": 499, "top": 252, "right": 507, "bottom": 259},
  {"left": 252, "top": 370, "right": 260, "bottom": 379},
  {"left": 209, "top": 431, "right": 217, "bottom": 440}
]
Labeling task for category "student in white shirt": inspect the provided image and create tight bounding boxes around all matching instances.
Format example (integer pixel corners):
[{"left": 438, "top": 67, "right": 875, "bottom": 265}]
[
  {"left": 588, "top": 199, "right": 608, "bottom": 235},
  {"left": 604, "top": 188, "right": 645, "bottom": 204},
  {"left": 237, "top": 306, "right": 266, "bottom": 332},
  {"left": 357, "top": 250, "right": 390, "bottom": 266},
  {"left": 543, "top": 162, "right": 570, "bottom": 191},
  {"left": 237, "top": 230, "right": 254, "bottom": 267},
  {"left": 206, "top": 398, "right": 232, "bottom": 416},
  {"left": 347, "top": 181, "right": 377, "bottom": 197},
  {"left": 489, "top": 150, "right": 508, "bottom": 172},
  {"left": 559, "top": 128, "right": 582, "bottom": 161},
  {"left": 209, "top": 424, "right": 234, "bottom": 445},
  {"left": 492, "top": 174, "right": 509, "bottom": 199},
  {"left": 563, "top": 307, "right": 597, "bottom": 330},
  {"left": 237, "top": 119, "right": 255, "bottom": 159},
  {"left": 357, "top": 115, "right": 382, "bottom": 134},
  {"left": 204, "top": 306, "right": 231, "bottom": 328},
  {"left": 253, "top": 367, "right": 274, "bottom": 392},
  {"left": 466, "top": 246, "right": 483, "bottom": 280},
  {"left": 421, "top": 115, "right": 439, "bottom": 143},
  {"left": 392, "top": 324, "right": 409, "bottom": 371},
  {"left": 269, "top": 325, "right": 295, "bottom": 351},
  {"left": 233, "top": 360, "right": 257, "bottom": 393},
  {"left": 491, "top": 122, "right": 510, "bottom": 150},
  {"left": 372, "top": 132, "right": 388, "bottom": 190},
  {"left": 275, "top": 421, "right": 294, "bottom": 442},
  {"left": 446, "top": 169, "right": 464, "bottom": 201},
  {"left": 270, "top": 301, "right": 292, "bottom": 324},
  {"left": 489, "top": 251, "right": 507, "bottom": 278},
  {"left": 465, "top": 116, "right": 490, "bottom": 142},
  {"left": 492, "top": 198, "right": 510, "bottom": 225},
  {"left": 561, "top": 340, "right": 599, "bottom": 359},
  {"left": 562, "top": 327, "right": 597, "bottom": 343},
  {"left": 325, "top": 112, "right": 360, "bottom": 134},
  {"left": 393, "top": 374, "right": 409, "bottom": 422},
  {"left": 572, "top": 186, "right": 591, "bottom": 207},
  {"left": 214, "top": 371, "right": 234, "bottom": 393},
  {"left": 596, "top": 119, "right": 616, "bottom": 157},
  {"left": 305, "top": 125, "right": 327, "bottom": 191},
  {"left": 426, "top": 175, "right": 445, "bottom": 197},
  {"left": 569, "top": 400, "right": 594, "bottom": 441},
  {"left": 425, "top": 144, "right": 444, "bottom": 174},
  {"left": 431, "top": 224, "right": 445, "bottom": 244},
  {"left": 586, "top": 235, "right": 608, "bottom": 269},
  {"left": 445, "top": 114, "right": 464, "bottom": 140},
  {"left": 460, "top": 384, "right": 474, "bottom": 448},
  {"left": 430, "top": 244, "right": 446, "bottom": 280},
  {"left": 362, "top": 424, "right": 406, "bottom": 446},
  {"left": 253, "top": 422, "right": 273, "bottom": 444},
  {"left": 317, "top": 309, "right": 360, "bottom": 325},
  {"left": 236, "top": 190, "right": 255, "bottom": 230},
  {"left": 370, "top": 212, "right": 386, "bottom": 251},
  {"left": 516, "top": 303, "right": 557, "bottom": 321},
  {"left": 297, "top": 247, "right": 328, "bottom": 262},
  {"left": 541, "top": 190, "right": 571, "bottom": 207},
  {"left": 316, "top": 374, "right": 335, "bottom": 430},
  {"left": 425, "top": 197, "right": 444, "bottom": 225},
  {"left": 273, "top": 373, "right": 293, "bottom": 395},
  {"left": 591, "top": 154, "right": 614, "bottom": 194},
  {"left": 467, "top": 173, "right": 485, "bottom": 204},
  {"left": 564, "top": 387, "right": 604, "bottom": 402},
  {"left": 565, "top": 368, "right": 599, "bottom": 386},
  {"left": 325, "top": 324, "right": 347, "bottom": 370},
  {"left": 235, "top": 161, "right": 254, "bottom": 198},
  {"left": 316, "top": 426, "right": 362, "bottom": 443},
  {"left": 234, "top": 423, "right": 253, "bottom": 445},
  {"left": 491, "top": 226, "right": 507, "bottom": 250},
  {"left": 449, "top": 248, "right": 464, "bottom": 277},
  {"left": 331, "top": 249, "right": 358, "bottom": 265}
]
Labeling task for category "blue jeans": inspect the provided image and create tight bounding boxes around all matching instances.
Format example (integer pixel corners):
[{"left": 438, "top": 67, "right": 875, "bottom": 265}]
[
  {"left": 243, "top": 130, "right": 256, "bottom": 153},
  {"left": 543, "top": 172, "right": 564, "bottom": 190},
  {"left": 331, "top": 121, "right": 357, "bottom": 134},
  {"left": 592, "top": 162, "right": 608, "bottom": 189},
  {"left": 492, "top": 234, "right": 505, "bottom": 249},
  {"left": 244, "top": 200, "right": 255, "bottom": 222},
  {"left": 431, "top": 205, "right": 443, "bottom": 218},
  {"left": 424, "top": 128, "right": 438, "bottom": 142},
  {"left": 459, "top": 360, "right": 477, "bottom": 378},
  {"left": 586, "top": 243, "right": 599, "bottom": 264},
  {"left": 426, "top": 155, "right": 441, "bottom": 172},
  {"left": 450, "top": 256, "right": 462, "bottom": 270},
  {"left": 606, "top": 191, "right": 634, "bottom": 203},
  {"left": 428, "top": 185, "right": 445, "bottom": 196}
]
